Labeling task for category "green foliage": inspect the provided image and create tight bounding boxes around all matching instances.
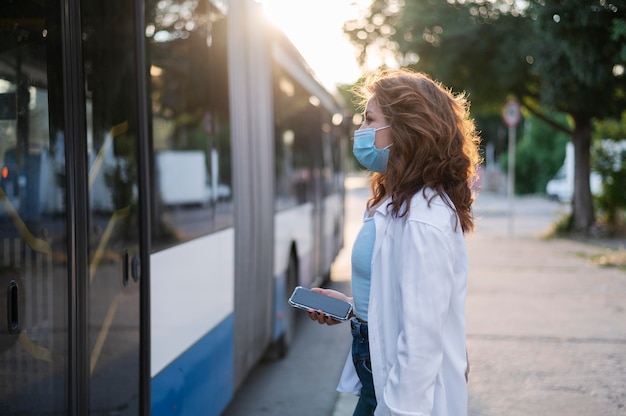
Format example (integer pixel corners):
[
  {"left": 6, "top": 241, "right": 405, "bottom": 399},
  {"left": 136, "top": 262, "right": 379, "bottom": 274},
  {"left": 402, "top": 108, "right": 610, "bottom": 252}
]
[
  {"left": 613, "top": 18, "right": 626, "bottom": 61},
  {"left": 344, "top": 0, "right": 532, "bottom": 114},
  {"left": 592, "top": 115, "right": 626, "bottom": 234},
  {"left": 343, "top": 0, "right": 626, "bottom": 233},
  {"left": 499, "top": 114, "right": 570, "bottom": 194},
  {"left": 527, "top": 0, "right": 626, "bottom": 119},
  {"left": 344, "top": 0, "right": 626, "bottom": 120},
  {"left": 594, "top": 113, "right": 626, "bottom": 141}
]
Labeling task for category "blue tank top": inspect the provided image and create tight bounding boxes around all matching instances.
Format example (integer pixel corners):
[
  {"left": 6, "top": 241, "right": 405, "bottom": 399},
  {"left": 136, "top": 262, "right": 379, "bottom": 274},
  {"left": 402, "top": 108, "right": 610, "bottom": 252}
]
[{"left": 351, "top": 216, "right": 375, "bottom": 322}]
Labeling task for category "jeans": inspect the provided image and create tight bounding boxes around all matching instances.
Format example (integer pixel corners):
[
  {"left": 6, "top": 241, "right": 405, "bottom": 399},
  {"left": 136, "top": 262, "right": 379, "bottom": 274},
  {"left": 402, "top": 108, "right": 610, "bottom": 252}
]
[{"left": 350, "top": 318, "right": 376, "bottom": 416}]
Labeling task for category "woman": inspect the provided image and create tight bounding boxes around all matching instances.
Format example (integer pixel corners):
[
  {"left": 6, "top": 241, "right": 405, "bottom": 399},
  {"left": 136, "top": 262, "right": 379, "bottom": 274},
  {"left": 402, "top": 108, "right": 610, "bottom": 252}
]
[{"left": 308, "top": 68, "right": 481, "bottom": 416}]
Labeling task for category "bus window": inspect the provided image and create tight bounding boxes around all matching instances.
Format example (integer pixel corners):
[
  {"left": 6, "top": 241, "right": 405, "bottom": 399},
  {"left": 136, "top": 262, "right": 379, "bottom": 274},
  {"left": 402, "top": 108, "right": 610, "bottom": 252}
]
[
  {"left": 147, "top": 0, "right": 233, "bottom": 252},
  {"left": 273, "top": 68, "right": 328, "bottom": 210},
  {"left": 79, "top": 1, "right": 144, "bottom": 413},
  {"left": 0, "top": 4, "right": 69, "bottom": 414}
]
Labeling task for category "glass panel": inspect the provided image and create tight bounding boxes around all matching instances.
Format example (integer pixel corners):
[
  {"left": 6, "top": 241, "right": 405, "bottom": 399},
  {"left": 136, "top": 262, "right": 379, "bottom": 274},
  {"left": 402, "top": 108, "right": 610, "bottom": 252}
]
[
  {"left": 0, "top": 2, "right": 69, "bottom": 415},
  {"left": 146, "top": 0, "right": 233, "bottom": 252},
  {"left": 80, "top": 1, "right": 141, "bottom": 413},
  {"left": 273, "top": 66, "right": 328, "bottom": 211}
]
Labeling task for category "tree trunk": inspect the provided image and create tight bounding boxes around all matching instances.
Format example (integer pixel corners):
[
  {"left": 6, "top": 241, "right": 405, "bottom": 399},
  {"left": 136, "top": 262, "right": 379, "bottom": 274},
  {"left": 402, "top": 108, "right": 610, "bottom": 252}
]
[{"left": 571, "top": 117, "right": 595, "bottom": 234}]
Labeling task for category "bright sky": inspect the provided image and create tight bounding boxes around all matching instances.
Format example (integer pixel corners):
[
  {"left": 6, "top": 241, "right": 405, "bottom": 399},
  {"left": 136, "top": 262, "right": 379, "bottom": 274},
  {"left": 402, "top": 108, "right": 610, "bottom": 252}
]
[{"left": 260, "top": 0, "right": 373, "bottom": 89}]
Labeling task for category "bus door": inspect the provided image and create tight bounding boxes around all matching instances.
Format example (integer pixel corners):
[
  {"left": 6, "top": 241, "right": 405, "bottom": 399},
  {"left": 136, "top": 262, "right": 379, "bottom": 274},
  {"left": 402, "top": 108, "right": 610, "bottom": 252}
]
[{"left": 0, "top": 1, "right": 149, "bottom": 415}]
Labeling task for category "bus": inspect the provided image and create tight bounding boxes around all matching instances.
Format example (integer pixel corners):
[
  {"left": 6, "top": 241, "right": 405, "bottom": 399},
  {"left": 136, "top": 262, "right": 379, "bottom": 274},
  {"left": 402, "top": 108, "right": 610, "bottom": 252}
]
[{"left": 0, "top": 1, "right": 347, "bottom": 415}]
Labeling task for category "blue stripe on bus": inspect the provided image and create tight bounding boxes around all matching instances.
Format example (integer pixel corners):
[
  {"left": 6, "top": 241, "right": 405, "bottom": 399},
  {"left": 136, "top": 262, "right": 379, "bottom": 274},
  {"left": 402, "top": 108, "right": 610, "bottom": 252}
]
[{"left": 151, "top": 314, "right": 234, "bottom": 416}]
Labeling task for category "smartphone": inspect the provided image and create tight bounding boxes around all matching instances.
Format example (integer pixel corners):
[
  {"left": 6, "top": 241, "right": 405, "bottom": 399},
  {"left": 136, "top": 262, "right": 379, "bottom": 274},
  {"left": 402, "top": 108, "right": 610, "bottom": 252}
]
[{"left": 288, "top": 286, "right": 352, "bottom": 321}]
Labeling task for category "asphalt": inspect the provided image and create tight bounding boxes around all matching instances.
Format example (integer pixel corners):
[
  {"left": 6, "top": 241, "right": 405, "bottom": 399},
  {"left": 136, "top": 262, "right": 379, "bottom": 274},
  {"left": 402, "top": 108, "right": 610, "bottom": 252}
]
[{"left": 332, "top": 179, "right": 626, "bottom": 416}]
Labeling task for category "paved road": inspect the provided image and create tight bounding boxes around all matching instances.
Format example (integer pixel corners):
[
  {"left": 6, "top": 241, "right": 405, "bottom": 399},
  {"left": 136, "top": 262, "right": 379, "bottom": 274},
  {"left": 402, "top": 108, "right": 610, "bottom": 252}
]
[
  {"left": 467, "top": 192, "right": 626, "bottom": 416},
  {"left": 224, "top": 178, "right": 626, "bottom": 415}
]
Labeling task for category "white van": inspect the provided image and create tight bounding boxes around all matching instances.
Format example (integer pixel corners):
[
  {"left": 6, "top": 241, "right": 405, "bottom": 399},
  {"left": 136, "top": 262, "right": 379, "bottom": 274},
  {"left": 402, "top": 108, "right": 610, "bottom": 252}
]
[{"left": 546, "top": 142, "right": 602, "bottom": 202}]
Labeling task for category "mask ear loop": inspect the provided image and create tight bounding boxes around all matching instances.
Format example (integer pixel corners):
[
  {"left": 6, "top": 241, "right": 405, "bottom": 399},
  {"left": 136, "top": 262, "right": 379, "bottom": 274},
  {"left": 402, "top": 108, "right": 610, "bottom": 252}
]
[{"left": 375, "top": 125, "right": 392, "bottom": 151}]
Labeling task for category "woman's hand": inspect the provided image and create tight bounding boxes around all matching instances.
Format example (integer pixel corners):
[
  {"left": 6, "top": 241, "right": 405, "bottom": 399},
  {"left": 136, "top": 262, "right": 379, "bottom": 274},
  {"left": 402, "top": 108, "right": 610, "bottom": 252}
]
[{"left": 306, "top": 287, "right": 353, "bottom": 325}]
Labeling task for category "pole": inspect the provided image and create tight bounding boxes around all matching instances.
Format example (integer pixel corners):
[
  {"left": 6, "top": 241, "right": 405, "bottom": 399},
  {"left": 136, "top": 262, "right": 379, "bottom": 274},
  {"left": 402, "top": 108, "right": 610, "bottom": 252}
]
[
  {"left": 502, "top": 98, "right": 521, "bottom": 238},
  {"left": 507, "top": 125, "right": 516, "bottom": 237}
]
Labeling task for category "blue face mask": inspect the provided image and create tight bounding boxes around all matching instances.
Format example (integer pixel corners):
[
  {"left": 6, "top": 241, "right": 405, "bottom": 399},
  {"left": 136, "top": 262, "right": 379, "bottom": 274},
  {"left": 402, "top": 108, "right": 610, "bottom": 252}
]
[{"left": 353, "top": 126, "right": 392, "bottom": 172}]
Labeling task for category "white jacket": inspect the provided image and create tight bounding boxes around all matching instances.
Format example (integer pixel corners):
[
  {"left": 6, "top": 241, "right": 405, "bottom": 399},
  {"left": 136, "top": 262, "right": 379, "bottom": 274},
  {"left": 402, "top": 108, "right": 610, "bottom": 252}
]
[{"left": 338, "top": 189, "right": 469, "bottom": 416}]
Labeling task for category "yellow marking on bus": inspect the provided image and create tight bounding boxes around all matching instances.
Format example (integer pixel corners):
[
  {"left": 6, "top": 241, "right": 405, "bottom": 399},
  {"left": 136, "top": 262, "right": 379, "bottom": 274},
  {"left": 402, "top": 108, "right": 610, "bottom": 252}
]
[
  {"left": 19, "top": 331, "right": 52, "bottom": 362},
  {"left": 0, "top": 187, "right": 52, "bottom": 254},
  {"left": 88, "top": 121, "right": 128, "bottom": 189},
  {"left": 89, "top": 206, "right": 130, "bottom": 283},
  {"left": 90, "top": 293, "right": 122, "bottom": 375}
]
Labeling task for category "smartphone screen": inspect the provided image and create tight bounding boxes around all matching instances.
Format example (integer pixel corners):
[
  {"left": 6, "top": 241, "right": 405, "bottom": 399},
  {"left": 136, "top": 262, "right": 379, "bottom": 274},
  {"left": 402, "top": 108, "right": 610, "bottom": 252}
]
[{"left": 288, "top": 286, "right": 352, "bottom": 321}]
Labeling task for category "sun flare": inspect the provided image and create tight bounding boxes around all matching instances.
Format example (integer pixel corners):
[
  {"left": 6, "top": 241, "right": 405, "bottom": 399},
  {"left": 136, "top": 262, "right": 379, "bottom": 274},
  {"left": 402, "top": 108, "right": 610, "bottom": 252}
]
[{"left": 259, "top": 0, "right": 372, "bottom": 88}]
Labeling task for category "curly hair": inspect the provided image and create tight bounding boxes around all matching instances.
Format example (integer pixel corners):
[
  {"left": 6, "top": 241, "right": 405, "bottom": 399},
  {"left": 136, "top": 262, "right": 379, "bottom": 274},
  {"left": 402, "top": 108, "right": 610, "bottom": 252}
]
[{"left": 356, "top": 68, "right": 482, "bottom": 233}]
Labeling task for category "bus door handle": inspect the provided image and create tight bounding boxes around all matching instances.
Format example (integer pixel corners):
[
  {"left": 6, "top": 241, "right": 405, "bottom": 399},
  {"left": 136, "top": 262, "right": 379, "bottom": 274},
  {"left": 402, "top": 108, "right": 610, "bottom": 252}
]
[
  {"left": 122, "top": 252, "right": 140, "bottom": 285},
  {"left": 7, "top": 280, "right": 19, "bottom": 334},
  {"left": 131, "top": 255, "right": 140, "bottom": 283}
]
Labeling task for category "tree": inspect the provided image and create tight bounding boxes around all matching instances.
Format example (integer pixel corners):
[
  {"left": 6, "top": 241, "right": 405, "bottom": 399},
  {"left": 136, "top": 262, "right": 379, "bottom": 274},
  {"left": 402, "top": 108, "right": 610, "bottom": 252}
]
[
  {"left": 526, "top": 1, "right": 626, "bottom": 233},
  {"left": 344, "top": 0, "right": 626, "bottom": 234}
]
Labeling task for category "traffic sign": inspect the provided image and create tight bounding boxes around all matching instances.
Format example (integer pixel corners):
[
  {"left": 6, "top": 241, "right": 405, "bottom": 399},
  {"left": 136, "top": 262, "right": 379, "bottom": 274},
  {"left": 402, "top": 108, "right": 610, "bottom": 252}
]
[{"left": 502, "top": 99, "right": 521, "bottom": 127}]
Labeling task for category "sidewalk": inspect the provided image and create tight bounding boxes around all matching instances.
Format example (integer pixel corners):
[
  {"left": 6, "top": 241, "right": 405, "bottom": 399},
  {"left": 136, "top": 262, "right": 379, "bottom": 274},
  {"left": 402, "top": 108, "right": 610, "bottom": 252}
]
[{"left": 333, "top": 187, "right": 626, "bottom": 415}]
